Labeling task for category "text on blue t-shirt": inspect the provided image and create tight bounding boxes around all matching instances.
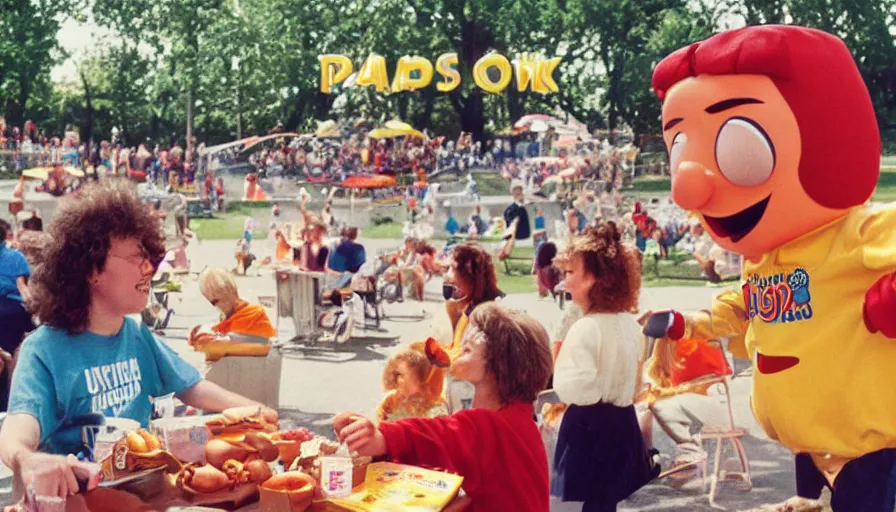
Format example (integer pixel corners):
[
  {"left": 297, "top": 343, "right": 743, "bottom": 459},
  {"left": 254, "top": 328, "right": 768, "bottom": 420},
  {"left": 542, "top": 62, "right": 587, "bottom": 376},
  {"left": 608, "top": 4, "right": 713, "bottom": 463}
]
[{"left": 8, "top": 317, "right": 202, "bottom": 455}]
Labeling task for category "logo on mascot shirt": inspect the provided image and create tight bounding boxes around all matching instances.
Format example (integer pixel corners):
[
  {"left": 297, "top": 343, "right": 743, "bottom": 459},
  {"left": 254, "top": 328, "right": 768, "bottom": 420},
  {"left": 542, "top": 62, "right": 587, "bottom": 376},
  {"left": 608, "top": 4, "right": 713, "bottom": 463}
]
[{"left": 743, "top": 268, "right": 813, "bottom": 324}]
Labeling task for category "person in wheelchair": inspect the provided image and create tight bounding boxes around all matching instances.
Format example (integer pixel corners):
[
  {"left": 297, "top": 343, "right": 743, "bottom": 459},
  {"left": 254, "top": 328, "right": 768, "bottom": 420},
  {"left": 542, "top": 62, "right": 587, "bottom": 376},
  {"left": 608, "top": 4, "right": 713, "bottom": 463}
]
[
  {"left": 326, "top": 227, "right": 366, "bottom": 290},
  {"left": 378, "top": 237, "right": 418, "bottom": 303},
  {"left": 190, "top": 267, "right": 276, "bottom": 362}
]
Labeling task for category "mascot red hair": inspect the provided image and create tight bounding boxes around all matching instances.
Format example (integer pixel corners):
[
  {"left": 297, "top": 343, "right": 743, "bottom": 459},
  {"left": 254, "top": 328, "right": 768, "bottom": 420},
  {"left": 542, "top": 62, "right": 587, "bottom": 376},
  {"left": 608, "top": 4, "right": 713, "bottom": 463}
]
[{"left": 649, "top": 25, "right": 896, "bottom": 511}]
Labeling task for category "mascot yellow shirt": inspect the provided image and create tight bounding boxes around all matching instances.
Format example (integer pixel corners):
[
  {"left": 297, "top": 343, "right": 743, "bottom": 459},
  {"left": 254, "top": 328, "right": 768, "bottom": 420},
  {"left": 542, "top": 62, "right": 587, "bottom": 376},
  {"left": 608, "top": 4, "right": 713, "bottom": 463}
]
[{"left": 742, "top": 204, "right": 896, "bottom": 461}]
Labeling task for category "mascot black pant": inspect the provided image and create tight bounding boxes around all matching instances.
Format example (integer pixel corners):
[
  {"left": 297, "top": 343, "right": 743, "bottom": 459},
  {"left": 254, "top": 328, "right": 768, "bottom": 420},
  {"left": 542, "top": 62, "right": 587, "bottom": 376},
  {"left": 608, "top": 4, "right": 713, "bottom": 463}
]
[{"left": 796, "top": 449, "right": 896, "bottom": 511}]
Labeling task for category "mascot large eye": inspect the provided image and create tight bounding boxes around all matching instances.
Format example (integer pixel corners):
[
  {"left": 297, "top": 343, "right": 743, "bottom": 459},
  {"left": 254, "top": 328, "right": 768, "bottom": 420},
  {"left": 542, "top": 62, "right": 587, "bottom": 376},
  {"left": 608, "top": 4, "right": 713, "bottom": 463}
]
[
  {"left": 715, "top": 118, "right": 775, "bottom": 187},
  {"left": 668, "top": 132, "right": 687, "bottom": 175}
]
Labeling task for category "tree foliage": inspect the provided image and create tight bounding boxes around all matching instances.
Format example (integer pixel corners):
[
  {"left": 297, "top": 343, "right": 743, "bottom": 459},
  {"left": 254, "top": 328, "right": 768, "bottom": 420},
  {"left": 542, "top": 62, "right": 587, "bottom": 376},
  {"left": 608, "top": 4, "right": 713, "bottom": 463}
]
[{"left": 1, "top": 0, "right": 892, "bottom": 147}]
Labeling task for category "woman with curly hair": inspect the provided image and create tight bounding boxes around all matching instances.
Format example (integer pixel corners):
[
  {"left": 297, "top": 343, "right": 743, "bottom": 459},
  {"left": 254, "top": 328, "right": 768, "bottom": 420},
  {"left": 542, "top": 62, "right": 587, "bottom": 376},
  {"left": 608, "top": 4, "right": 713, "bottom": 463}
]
[
  {"left": 0, "top": 180, "right": 276, "bottom": 501},
  {"left": 552, "top": 221, "right": 658, "bottom": 511},
  {"left": 443, "top": 243, "right": 502, "bottom": 361}
]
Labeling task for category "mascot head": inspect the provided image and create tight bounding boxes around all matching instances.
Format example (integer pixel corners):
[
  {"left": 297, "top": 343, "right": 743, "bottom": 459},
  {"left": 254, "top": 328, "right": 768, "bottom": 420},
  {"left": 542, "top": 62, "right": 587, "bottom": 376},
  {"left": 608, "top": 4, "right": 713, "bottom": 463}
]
[{"left": 652, "top": 25, "right": 880, "bottom": 259}]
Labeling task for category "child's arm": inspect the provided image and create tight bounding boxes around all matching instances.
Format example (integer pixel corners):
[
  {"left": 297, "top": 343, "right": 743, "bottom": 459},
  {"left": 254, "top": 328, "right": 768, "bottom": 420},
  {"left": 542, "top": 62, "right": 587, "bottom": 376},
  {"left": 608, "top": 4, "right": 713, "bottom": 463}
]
[
  {"left": 377, "top": 410, "right": 486, "bottom": 482},
  {"left": 334, "top": 410, "right": 487, "bottom": 493}
]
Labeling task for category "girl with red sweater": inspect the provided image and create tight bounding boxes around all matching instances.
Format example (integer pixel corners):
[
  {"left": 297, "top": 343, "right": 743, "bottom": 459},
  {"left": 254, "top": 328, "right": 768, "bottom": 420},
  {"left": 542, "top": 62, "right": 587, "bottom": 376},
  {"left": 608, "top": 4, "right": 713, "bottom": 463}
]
[{"left": 333, "top": 303, "right": 553, "bottom": 511}]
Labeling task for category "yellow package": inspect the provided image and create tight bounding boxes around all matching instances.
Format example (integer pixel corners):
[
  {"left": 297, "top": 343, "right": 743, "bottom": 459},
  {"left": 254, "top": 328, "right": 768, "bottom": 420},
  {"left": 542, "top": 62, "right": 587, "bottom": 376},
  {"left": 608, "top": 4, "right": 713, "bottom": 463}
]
[{"left": 322, "top": 462, "right": 463, "bottom": 511}]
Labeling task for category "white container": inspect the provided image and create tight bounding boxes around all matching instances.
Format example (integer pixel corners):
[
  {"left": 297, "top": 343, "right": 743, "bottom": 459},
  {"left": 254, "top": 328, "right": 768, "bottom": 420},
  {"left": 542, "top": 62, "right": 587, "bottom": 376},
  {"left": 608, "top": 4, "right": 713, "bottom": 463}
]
[{"left": 320, "top": 455, "right": 354, "bottom": 498}]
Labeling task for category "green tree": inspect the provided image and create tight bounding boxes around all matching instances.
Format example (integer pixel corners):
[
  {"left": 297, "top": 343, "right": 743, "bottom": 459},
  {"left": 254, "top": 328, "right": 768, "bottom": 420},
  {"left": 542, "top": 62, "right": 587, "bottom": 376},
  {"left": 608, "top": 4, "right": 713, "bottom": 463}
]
[
  {"left": 0, "top": 0, "right": 83, "bottom": 127},
  {"left": 562, "top": 0, "right": 682, "bottom": 139}
]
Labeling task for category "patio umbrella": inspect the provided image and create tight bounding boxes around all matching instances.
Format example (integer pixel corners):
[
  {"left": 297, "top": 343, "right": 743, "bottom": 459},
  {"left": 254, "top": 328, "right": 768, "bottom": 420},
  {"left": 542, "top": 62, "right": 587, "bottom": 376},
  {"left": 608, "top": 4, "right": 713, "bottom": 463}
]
[
  {"left": 22, "top": 168, "right": 49, "bottom": 181},
  {"left": 64, "top": 166, "right": 85, "bottom": 178},
  {"left": 368, "top": 128, "right": 424, "bottom": 140},
  {"left": 513, "top": 114, "right": 557, "bottom": 129},
  {"left": 385, "top": 120, "right": 415, "bottom": 131},
  {"left": 528, "top": 119, "right": 550, "bottom": 133},
  {"left": 338, "top": 174, "right": 398, "bottom": 189}
]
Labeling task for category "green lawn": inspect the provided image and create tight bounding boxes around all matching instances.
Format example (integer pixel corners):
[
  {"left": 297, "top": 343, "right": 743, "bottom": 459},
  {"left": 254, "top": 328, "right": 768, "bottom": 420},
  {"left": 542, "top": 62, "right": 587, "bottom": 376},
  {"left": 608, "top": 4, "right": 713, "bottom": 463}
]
[
  {"left": 363, "top": 221, "right": 405, "bottom": 239},
  {"left": 189, "top": 203, "right": 270, "bottom": 240}
]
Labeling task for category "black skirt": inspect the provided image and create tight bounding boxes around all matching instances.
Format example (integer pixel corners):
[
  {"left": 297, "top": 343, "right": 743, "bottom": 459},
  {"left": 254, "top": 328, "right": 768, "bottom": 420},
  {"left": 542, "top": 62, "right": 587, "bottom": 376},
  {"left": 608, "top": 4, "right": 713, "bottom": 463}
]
[{"left": 553, "top": 401, "right": 659, "bottom": 504}]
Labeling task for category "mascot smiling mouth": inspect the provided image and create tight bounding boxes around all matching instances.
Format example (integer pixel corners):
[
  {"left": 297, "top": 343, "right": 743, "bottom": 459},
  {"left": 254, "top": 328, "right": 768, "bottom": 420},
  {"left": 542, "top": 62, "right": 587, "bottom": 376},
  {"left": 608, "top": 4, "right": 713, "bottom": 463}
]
[{"left": 703, "top": 195, "right": 771, "bottom": 242}]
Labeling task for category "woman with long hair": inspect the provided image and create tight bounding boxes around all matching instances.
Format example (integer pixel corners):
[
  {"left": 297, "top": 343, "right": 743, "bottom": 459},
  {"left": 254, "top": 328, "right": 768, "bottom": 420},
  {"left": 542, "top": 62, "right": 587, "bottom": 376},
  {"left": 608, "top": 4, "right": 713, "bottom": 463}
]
[
  {"left": 552, "top": 221, "right": 658, "bottom": 511},
  {"left": 297, "top": 220, "right": 329, "bottom": 272},
  {"left": 443, "top": 243, "right": 502, "bottom": 361}
]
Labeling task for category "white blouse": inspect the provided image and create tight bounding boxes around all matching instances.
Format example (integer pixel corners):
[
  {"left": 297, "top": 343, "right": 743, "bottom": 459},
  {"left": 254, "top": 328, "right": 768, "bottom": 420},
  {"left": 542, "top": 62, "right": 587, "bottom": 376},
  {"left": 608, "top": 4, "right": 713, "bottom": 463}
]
[{"left": 553, "top": 313, "right": 642, "bottom": 407}]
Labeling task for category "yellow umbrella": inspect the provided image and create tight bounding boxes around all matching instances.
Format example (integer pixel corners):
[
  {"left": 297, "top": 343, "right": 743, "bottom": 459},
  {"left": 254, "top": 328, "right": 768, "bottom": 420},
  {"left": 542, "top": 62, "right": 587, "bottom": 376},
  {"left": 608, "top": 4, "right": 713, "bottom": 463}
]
[
  {"left": 368, "top": 128, "right": 423, "bottom": 139},
  {"left": 22, "top": 168, "right": 49, "bottom": 181},
  {"left": 64, "top": 166, "right": 85, "bottom": 178},
  {"left": 385, "top": 120, "right": 414, "bottom": 131},
  {"left": 368, "top": 128, "right": 402, "bottom": 139}
]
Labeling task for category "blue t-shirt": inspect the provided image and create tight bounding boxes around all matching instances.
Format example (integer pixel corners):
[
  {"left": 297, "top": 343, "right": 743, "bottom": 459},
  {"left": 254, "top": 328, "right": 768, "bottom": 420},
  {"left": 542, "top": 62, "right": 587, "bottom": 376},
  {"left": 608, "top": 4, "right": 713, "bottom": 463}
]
[
  {"left": 445, "top": 216, "right": 460, "bottom": 235},
  {"left": 8, "top": 318, "right": 202, "bottom": 455},
  {"left": 0, "top": 244, "right": 30, "bottom": 302},
  {"left": 534, "top": 215, "right": 546, "bottom": 230},
  {"left": 328, "top": 240, "right": 367, "bottom": 273}
]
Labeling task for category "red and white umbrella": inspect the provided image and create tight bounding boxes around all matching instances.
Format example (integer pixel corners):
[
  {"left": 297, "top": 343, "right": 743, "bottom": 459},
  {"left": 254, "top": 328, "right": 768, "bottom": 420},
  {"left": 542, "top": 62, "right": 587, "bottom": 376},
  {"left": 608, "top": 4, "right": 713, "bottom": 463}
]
[{"left": 513, "top": 114, "right": 558, "bottom": 128}]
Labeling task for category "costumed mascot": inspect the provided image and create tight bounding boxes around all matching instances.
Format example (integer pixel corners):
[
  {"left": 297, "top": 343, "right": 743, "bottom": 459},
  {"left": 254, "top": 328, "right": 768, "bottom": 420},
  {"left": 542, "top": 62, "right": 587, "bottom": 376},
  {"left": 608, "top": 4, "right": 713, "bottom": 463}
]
[{"left": 648, "top": 25, "right": 896, "bottom": 511}]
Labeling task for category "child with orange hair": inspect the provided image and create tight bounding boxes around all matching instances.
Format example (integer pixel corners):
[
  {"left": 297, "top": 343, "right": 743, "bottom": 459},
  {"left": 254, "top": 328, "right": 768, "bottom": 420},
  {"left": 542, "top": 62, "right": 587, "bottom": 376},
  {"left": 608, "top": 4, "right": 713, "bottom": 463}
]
[{"left": 376, "top": 341, "right": 448, "bottom": 423}]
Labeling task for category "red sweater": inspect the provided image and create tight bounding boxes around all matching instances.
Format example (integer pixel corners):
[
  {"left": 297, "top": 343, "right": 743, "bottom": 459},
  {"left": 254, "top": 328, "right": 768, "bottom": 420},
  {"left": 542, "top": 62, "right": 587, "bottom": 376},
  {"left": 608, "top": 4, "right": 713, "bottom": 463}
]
[{"left": 378, "top": 401, "right": 549, "bottom": 512}]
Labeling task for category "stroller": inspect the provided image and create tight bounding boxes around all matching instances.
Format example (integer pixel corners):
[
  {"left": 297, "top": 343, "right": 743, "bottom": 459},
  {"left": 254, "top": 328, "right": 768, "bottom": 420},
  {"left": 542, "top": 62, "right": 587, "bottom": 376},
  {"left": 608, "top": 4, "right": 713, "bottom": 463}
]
[{"left": 141, "top": 272, "right": 177, "bottom": 332}]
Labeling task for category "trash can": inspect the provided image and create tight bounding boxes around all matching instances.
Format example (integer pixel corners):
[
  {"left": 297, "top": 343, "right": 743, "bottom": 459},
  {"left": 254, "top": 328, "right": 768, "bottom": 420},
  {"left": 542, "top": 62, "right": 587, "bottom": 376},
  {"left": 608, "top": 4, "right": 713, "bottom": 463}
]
[{"left": 276, "top": 269, "right": 324, "bottom": 341}]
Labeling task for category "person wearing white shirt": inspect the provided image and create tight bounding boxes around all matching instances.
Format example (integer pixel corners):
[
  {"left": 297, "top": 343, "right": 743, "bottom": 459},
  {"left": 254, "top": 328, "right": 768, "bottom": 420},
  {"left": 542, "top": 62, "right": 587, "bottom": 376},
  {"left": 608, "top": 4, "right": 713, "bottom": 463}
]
[{"left": 552, "top": 221, "right": 658, "bottom": 511}]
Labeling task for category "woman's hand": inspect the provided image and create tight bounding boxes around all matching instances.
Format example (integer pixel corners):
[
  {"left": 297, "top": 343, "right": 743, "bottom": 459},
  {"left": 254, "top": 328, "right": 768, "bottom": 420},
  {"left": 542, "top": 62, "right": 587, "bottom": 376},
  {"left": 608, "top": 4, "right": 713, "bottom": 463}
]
[
  {"left": 19, "top": 452, "right": 99, "bottom": 498},
  {"left": 332, "top": 412, "right": 387, "bottom": 458}
]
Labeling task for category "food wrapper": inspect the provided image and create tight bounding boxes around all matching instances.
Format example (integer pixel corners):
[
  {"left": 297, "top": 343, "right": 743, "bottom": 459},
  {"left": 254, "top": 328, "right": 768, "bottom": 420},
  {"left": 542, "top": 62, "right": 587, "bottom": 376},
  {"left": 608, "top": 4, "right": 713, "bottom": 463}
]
[
  {"left": 319, "top": 462, "right": 463, "bottom": 511},
  {"left": 152, "top": 416, "right": 212, "bottom": 463},
  {"left": 100, "top": 437, "right": 182, "bottom": 482}
]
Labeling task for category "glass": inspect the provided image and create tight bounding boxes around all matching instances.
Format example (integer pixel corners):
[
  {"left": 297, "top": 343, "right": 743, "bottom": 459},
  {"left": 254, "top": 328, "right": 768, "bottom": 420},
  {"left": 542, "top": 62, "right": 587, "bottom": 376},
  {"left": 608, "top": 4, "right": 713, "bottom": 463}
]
[{"left": 108, "top": 246, "right": 151, "bottom": 267}]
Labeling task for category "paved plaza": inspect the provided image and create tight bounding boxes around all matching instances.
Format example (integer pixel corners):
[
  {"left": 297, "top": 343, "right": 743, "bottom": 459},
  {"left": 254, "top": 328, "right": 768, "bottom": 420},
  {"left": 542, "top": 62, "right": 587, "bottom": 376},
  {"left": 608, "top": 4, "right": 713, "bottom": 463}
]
[{"left": 0, "top": 236, "right": 814, "bottom": 511}]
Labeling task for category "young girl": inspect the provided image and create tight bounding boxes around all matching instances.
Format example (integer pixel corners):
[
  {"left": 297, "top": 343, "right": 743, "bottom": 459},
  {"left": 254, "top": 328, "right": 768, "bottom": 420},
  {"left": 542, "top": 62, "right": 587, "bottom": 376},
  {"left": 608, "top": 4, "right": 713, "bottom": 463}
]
[
  {"left": 553, "top": 221, "right": 658, "bottom": 511},
  {"left": 376, "top": 342, "right": 448, "bottom": 422},
  {"left": 333, "top": 303, "right": 553, "bottom": 511}
]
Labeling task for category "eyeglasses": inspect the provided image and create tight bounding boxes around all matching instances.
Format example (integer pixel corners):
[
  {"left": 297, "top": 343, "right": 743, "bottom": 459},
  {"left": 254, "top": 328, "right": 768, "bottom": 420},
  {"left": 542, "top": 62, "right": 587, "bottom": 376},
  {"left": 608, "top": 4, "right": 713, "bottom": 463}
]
[{"left": 109, "top": 246, "right": 152, "bottom": 267}]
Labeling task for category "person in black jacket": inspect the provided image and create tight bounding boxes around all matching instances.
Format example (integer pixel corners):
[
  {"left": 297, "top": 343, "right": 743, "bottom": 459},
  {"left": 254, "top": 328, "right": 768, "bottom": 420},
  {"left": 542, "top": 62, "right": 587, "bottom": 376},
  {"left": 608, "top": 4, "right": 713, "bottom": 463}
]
[{"left": 503, "top": 184, "right": 531, "bottom": 240}]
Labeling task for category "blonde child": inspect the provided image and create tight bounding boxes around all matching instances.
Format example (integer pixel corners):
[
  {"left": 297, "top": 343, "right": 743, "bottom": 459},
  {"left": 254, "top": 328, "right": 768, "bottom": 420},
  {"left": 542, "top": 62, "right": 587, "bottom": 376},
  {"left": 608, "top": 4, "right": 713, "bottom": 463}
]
[{"left": 376, "top": 342, "right": 448, "bottom": 422}]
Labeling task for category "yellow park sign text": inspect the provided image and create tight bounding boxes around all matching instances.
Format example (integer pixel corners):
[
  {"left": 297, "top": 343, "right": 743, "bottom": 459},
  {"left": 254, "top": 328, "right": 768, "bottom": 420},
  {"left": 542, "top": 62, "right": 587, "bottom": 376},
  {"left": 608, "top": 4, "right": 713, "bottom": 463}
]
[{"left": 319, "top": 53, "right": 561, "bottom": 95}]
